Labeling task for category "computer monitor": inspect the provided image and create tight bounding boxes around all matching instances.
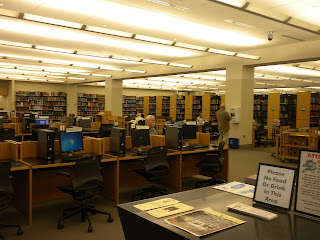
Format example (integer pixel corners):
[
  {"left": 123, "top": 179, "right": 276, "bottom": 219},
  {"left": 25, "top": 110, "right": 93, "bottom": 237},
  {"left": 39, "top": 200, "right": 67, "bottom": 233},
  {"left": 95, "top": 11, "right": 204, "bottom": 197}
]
[
  {"left": 182, "top": 124, "right": 197, "bottom": 146},
  {"left": 60, "top": 131, "right": 83, "bottom": 154},
  {"left": 79, "top": 119, "right": 91, "bottom": 128},
  {"left": 35, "top": 118, "right": 49, "bottom": 126},
  {"left": 99, "top": 124, "right": 113, "bottom": 138},
  {"left": 131, "top": 129, "right": 150, "bottom": 153},
  {"left": 0, "top": 111, "right": 9, "bottom": 119}
]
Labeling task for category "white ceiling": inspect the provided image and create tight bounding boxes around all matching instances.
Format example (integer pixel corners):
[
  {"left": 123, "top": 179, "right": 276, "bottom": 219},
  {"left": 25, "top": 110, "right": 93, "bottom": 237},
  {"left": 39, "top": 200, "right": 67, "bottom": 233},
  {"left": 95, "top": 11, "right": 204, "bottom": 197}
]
[{"left": 0, "top": 0, "right": 319, "bottom": 92}]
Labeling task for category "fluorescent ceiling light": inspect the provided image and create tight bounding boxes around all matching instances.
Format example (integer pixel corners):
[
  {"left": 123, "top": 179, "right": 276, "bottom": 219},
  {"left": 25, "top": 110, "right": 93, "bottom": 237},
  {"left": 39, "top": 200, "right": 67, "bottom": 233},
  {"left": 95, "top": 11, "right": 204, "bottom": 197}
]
[
  {"left": 124, "top": 69, "right": 146, "bottom": 73},
  {"left": 175, "top": 43, "right": 207, "bottom": 51},
  {"left": 135, "top": 35, "right": 173, "bottom": 45},
  {"left": 208, "top": 48, "right": 236, "bottom": 56},
  {"left": 47, "top": 76, "right": 66, "bottom": 79},
  {"left": 48, "top": 80, "right": 65, "bottom": 82},
  {"left": 245, "top": 3, "right": 288, "bottom": 21},
  {"left": 86, "top": 25, "right": 133, "bottom": 38},
  {"left": 69, "top": 72, "right": 90, "bottom": 76},
  {"left": 41, "top": 0, "right": 264, "bottom": 46},
  {"left": 302, "top": 80, "right": 313, "bottom": 82},
  {"left": 235, "top": 53, "right": 261, "bottom": 60},
  {"left": 142, "top": 59, "right": 168, "bottom": 65},
  {"left": 305, "top": 86, "right": 320, "bottom": 89},
  {"left": 29, "top": 78, "right": 47, "bottom": 81},
  {"left": 257, "top": 65, "right": 320, "bottom": 77},
  {"left": 168, "top": 63, "right": 192, "bottom": 68},
  {"left": 255, "top": 82, "right": 266, "bottom": 85},
  {"left": 36, "top": 45, "right": 74, "bottom": 54},
  {"left": 24, "top": 14, "right": 82, "bottom": 28},
  {"left": 274, "top": 88, "right": 296, "bottom": 91},
  {"left": 215, "top": 0, "right": 247, "bottom": 8},
  {"left": 290, "top": 78, "right": 302, "bottom": 81},
  {"left": 100, "top": 66, "right": 124, "bottom": 71},
  {"left": 0, "top": 40, "right": 32, "bottom": 48},
  {"left": 91, "top": 74, "right": 112, "bottom": 77},
  {"left": 67, "top": 77, "right": 85, "bottom": 80},
  {"left": 0, "top": 8, "right": 19, "bottom": 18}
]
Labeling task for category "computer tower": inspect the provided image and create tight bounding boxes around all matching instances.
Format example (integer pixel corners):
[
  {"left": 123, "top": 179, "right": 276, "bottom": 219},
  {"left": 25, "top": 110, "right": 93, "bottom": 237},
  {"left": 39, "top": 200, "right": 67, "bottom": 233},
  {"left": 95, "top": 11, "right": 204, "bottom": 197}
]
[
  {"left": 38, "top": 129, "right": 55, "bottom": 161},
  {"left": 165, "top": 126, "right": 183, "bottom": 150},
  {"left": 111, "top": 127, "right": 126, "bottom": 155}
]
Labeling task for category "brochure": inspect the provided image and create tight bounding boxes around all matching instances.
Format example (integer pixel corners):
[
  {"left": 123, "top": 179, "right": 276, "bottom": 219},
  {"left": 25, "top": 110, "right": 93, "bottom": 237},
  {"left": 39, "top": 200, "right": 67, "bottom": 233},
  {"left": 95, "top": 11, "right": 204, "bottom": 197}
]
[
  {"left": 213, "top": 181, "right": 255, "bottom": 198},
  {"left": 146, "top": 203, "right": 194, "bottom": 218},
  {"left": 165, "top": 208, "right": 245, "bottom": 237},
  {"left": 134, "top": 198, "right": 180, "bottom": 211}
]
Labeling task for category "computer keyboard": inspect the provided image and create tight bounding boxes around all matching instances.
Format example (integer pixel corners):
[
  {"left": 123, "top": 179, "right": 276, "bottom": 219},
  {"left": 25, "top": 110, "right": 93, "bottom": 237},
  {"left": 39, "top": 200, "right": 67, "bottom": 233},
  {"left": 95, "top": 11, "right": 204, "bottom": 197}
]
[
  {"left": 189, "top": 144, "right": 209, "bottom": 149},
  {"left": 61, "top": 154, "right": 91, "bottom": 163}
]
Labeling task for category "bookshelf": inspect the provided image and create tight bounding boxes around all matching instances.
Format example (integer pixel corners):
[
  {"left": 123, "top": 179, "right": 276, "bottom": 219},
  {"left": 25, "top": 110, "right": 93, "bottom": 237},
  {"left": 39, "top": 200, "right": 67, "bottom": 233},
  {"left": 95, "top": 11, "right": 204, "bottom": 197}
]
[
  {"left": 15, "top": 91, "right": 66, "bottom": 121},
  {"left": 176, "top": 95, "right": 185, "bottom": 121},
  {"left": 254, "top": 94, "right": 268, "bottom": 125},
  {"left": 192, "top": 96, "right": 202, "bottom": 120},
  {"left": 136, "top": 97, "right": 144, "bottom": 114},
  {"left": 210, "top": 95, "right": 221, "bottom": 121},
  {"left": 122, "top": 96, "right": 137, "bottom": 117},
  {"left": 280, "top": 94, "right": 297, "bottom": 128},
  {"left": 162, "top": 96, "right": 170, "bottom": 118},
  {"left": 149, "top": 96, "right": 156, "bottom": 116},
  {"left": 77, "top": 93, "right": 105, "bottom": 117},
  {"left": 310, "top": 92, "right": 319, "bottom": 127}
]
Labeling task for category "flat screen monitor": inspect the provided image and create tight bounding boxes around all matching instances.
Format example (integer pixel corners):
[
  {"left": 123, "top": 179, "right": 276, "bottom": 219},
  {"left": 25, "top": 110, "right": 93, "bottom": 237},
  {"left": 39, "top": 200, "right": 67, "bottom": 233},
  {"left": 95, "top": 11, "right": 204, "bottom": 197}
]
[
  {"left": 79, "top": 119, "right": 91, "bottom": 128},
  {"left": 60, "top": 131, "right": 83, "bottom": 153},
  {"left": 182, "top": 124, "right": 197, "bottom": 140},
  {"left": 35, "top": 118, "right": 49, "bottom": 126},
  {"left": 0, "top": 111, "right": 8, "bottom": 118},
  {"left": 131, "top": 129, "right": 150, "bottom": 148},
  {"left": 99, "top": 124, "right": 113, "bottom": 138}
]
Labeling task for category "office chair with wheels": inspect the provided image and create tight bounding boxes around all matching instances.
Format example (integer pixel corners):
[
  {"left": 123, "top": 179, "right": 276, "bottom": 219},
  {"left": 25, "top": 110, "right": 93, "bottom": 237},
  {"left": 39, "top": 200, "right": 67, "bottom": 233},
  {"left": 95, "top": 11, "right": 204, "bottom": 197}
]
[
  {"left": 0, "top": 129, "right": 15, "bottom": 142},
  {"left": 195, "top": 141, "right": 226, "bottom": 188},
  {"left": 0, "top": 162, "right": 23, "bottom": 240},
  {"left": 56, "top": 155, "right": 113, "bottom": 233},
  {"left": 255, "top": 124, "right": 267, "bottom": 148},
  {"left": 131, "top": 146, "right": 169, "bottom": 201}
]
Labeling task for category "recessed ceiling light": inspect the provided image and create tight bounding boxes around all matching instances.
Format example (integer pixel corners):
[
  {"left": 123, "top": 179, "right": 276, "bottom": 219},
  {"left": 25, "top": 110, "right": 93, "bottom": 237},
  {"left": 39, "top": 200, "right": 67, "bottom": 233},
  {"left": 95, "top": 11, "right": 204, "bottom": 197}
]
[{"left": 0, "top": 4, "right": 3, "bottom": 7}]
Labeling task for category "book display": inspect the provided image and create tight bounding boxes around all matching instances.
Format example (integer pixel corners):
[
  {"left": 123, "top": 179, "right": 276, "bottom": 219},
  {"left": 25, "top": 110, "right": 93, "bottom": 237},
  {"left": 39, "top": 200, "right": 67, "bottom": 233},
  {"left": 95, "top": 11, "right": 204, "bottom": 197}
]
[{"left": 77, "top": 93, "right": 105, "bottom": 117}]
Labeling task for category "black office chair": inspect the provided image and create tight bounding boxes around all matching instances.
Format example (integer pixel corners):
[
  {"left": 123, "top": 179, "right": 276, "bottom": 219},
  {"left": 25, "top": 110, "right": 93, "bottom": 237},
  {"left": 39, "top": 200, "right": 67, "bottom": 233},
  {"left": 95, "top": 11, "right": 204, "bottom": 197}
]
[
  {"left": 195, "top": 141, "right": 226, "bottom": 188},
  {"left": 131, "top": 146, "right": 169, "bottom": 201},
  {"left": 202, "top": 122, "right": 212, "bottom": 133},
  {"left": 0, "top": 162, "right": 23, "bottom": 240},
  {"left": 255, "top": 124, "right": 267, "bottom": 148},
  {"left": 56, "top": 155, "right": 113, "bottom": 233},
  {"left": 0, "top": 129, "right": 15, "bottom": 142}
]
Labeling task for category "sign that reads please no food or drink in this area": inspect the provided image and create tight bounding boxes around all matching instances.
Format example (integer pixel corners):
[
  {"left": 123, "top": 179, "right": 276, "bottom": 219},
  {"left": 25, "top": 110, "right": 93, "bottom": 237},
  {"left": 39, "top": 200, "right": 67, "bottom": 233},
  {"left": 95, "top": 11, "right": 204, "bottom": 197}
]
[{"left": 254, "top": 163, "right": 296, "bottom": 210}]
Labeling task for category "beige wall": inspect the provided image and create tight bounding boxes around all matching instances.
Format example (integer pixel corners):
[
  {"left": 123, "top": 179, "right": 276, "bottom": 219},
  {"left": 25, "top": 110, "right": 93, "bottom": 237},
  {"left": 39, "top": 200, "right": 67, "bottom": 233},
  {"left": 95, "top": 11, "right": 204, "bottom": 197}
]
[
  {"left": 0, "top": 80, "right": 8, "bottom": 109},
  {"left": 15, "top": 81, "right": 67, "bottom": 92}
]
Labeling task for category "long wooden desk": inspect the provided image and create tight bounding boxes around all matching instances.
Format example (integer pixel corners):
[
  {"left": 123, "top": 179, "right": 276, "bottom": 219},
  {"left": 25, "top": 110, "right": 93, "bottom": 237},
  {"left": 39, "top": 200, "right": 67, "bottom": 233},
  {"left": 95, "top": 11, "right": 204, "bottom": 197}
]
[{"left": 118, "top": 186, "right": 320, "bottom": 240}]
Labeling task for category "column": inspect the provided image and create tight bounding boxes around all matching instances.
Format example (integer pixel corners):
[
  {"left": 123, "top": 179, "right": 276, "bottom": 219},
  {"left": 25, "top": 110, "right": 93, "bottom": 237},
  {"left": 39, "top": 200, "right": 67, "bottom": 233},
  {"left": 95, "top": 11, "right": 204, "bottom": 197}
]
[
  {"left": 105, "top": 79, "right": 123, "bottom": 116},
  {"left": 66, "top": 84, "right": 78, "bottom": 116},
  {"left": 7, "top": 80, "right": 15, "bottom": 115},
  {"left": 226, "top": 63, "right": 254, "bottom": 146}
]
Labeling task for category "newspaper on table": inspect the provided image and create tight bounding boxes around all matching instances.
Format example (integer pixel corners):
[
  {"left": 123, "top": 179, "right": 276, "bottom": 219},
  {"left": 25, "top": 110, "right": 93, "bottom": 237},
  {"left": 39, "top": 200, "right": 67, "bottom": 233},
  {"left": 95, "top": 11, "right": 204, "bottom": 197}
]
[
  {"left": 146, "top": 203, "right": 194, "bottom": 218},
  {"left": 213, "top": 181, "right": 255, "bottom": 198},
  {"left": 134, "top": 198, "right": 180, "bottom": 211},
  {"left": 165, "top": 208, "right": 245, "bottom": 237}
]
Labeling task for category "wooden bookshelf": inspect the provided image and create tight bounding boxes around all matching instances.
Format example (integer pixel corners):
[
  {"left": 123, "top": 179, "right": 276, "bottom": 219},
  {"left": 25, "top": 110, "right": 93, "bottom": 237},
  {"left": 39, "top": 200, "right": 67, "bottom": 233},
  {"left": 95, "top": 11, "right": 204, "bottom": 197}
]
[
  {"left": 296, "top": 91, "right": 311, "bottom": 128},
  {"left": 310, "top": 92, "right": 320, "bottom": 127},
  {"left": 156, "top": 96, "right": 162, "bottom": 117},
  {"left": 202, "top": 95, "right": 210, "bottom": 121},
  {"left": 77, "top": 93, "right": 105, "bottom": 117},
  {"left": 136, "top": 97, "right": 144, "bottom": 114},
  {"left": 170, "top": 95, "right": 177, "bottom": 121},
  {"left": 149, "top": 96, "right": 156, "bottom": 116},
  {"left": 185, "top": 95, "right": 192, "bottom": 120},
  {"left": 162, "top": 96, "right": 170, "bottom": 118},
  {"left": 15, "top": 91, "right": 66, "bottom": 121},
  {"left": 176, "top": 95, "right": 185, "bottom": 121},
  {"left": 143, "top": 96, "right": 150, "bottom": 116},
  {"left": 192, "top": 96, "right": 202, "bottom": 120},
  {"left": 254, "top": 94, "right": 268, "bottom": 125},
  {"left": 122, "top": 95, "right": 136, "bottom": 117},
  {"left": 210, "top": 95, "right": 221, "bottom": 121},
  {"left": 280, "top": 94, "right": 296, "bottom": 128}
]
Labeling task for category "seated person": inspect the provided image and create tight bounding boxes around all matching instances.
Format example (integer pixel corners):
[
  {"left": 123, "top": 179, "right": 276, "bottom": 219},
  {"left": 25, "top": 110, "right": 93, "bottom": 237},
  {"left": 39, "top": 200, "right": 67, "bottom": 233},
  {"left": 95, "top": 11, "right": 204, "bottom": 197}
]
[
  {"left": 131, "top": 113, "right": 144, "bottom": 125},
  {"left": 196, "top": 113, "right": 206, "bottom": 123},
  {"left": 146, "top": 115, "right": 157, "bottom": 135},
  {"left": 253, "top": 118, "right": 258, "bottom": 128}
]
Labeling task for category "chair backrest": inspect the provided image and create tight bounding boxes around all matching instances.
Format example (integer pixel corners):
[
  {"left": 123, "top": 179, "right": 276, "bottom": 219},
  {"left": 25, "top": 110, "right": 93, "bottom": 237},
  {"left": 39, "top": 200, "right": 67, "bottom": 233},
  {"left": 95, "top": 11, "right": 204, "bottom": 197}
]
[
  {"left": 217, "top": 141, "right": 226, "bottom": 164},
  {"left": 203, "top": 122, "right": 211, "bottom": 131},
  {"left": 0, "top": 128, "right": 15, "bottom": 142},
  {"left": 145, "top": 146, "right": 168, "bottom": 172},
  {"left": 0, "top": 161, "right": 11, "bottom": 193},
  {"left": 73, "top": 155, "right": 103, "bottom": 190},
  {"left": 137, "top": 120, "right": 145, "bottom": 125},
  {"left": 256, "top": 124, "right": 265, "bottom": 135}
]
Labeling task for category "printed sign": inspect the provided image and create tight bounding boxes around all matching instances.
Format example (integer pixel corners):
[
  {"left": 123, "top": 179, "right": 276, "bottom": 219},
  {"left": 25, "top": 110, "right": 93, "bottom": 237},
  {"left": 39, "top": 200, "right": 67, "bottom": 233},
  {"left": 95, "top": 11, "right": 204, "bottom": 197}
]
[
  {"left": 295, "top": 150, "right": 320, "bottom": 218},
  {"left": 254, "top": 163, "right": 296, "bottom": 210}
]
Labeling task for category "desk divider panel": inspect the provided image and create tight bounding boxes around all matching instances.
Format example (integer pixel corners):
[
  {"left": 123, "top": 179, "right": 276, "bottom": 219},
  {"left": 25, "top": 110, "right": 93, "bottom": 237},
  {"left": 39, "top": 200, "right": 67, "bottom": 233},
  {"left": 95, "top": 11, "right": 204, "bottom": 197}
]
[{"left": 0, "top": 141, "right": 21, "bottom": 161}]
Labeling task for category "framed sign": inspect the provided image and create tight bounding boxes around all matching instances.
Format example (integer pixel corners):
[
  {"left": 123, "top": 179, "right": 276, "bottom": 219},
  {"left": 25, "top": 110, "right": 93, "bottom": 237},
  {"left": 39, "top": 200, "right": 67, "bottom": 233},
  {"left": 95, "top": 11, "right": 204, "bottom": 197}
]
[
  {"left": 295, "top": 150, "right": 320, "bottom": 218},
  {"left": 254, "top": 163, "right": 296, "bottom": 210}
]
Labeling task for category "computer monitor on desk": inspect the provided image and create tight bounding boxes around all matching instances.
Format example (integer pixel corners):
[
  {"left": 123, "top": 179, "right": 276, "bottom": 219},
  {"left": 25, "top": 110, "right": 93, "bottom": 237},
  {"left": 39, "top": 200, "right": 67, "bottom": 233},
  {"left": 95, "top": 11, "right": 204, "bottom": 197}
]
[
  {"left": 60, "top": 131, "right": 83, "bottom": 157},
  {"left": 131, "top": 128, "right": 150, "bottom": 156},
  {"left": 99, "top": 124, "right": 113, "bottom": 138},
  {"left": 182, "top": 124, "right": 197, "bottom": 147},
  {"left": 79, "top": 118, "right": 91, "bottom": 129},
  {"left": 35, "top": 118, "right": 49, "bottom": 126}
]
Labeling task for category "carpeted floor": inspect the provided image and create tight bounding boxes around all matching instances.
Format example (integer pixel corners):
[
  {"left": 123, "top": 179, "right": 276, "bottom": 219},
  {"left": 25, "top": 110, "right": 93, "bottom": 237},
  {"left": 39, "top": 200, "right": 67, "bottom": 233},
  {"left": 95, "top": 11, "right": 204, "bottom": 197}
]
[{"left": 1, "top": 146, "right": 298, "bottom": 240}]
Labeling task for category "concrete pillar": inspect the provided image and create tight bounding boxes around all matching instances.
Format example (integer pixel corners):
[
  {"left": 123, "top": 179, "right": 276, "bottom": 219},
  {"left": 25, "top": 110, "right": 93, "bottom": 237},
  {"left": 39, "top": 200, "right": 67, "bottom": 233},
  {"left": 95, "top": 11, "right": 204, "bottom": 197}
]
[
  {"left": 66, "top": 84, "right": 78, "bottom": 116},
  {"left": 105, "top": 79, "right": 122, "bottom": 116},
  {"left": 226, "top": 62, "right": 254, "bottom": 146}
]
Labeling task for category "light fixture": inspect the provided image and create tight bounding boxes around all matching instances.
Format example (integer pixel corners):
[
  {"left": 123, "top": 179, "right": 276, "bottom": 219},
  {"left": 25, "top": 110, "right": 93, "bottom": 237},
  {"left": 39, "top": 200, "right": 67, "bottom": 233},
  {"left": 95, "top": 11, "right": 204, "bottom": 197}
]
[
  {"left": 124, "top": 69, "right": 147, "bottom": 73},
  {"left": 235, "top": 53, "right": 261, "bottom": 60},
  {"left": 134, "top": 35, "right": 173, "bottom": 45},
  {"left": 142, "top": 59, "right": 168, "bottom": 65},
  {"left": 257, "top": 65, "right": 320, "bottom": 77},
  {"left": 168, "top": 63, "right": 192, "bottom": 68},
  {"left": 91, "top": 74, "right": 112, "bottom": 77},
  {"left": 24, "top": 14, "right": 83, "bottom": 29},
  {"left": 67, "top": 77, "right": 86, "bottom": 80},
  {"left": 36, "top": 45, "right": 75, "bottom": 54},
  {"left": 208, "top": 48, "right": 236, "bottom": 56},
  {"left": 48, "top": 80, "right": 66, "bottom": 83},
  {"left": 175, "top": 42, "right": 207, "bottom": 51},
  {"left": 0, "top": 40, "right": 32, "bottom": 48}
]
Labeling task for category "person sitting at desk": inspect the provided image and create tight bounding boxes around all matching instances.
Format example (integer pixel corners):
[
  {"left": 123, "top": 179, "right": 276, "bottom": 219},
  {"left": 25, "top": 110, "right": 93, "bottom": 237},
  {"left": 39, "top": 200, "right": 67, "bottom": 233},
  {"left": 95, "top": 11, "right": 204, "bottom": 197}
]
[
  {"left": 131, "top": 113, "right": 144, "bottom": 125},
  {"left": 146, "top": 115, "right": 157, "bottom": 135},
  {"left": 196, "top": 113, "right": 206, "bottom": 123}
]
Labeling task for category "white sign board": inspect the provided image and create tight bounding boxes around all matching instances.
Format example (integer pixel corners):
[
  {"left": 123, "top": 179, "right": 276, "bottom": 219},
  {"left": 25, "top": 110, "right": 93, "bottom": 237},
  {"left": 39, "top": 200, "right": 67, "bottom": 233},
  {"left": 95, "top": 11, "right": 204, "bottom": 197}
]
[
  {"left": 295, "top": 150, "right": 320, "bottom": 218},
  {"left": 254, "top": 163, "right": 296, "bottom": 210}
]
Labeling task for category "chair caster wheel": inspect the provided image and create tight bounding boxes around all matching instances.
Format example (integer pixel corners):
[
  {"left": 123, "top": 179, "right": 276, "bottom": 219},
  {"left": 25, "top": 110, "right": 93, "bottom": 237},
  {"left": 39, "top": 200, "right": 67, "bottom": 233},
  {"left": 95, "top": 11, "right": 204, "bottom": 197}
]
[
  {"left": 17, "top": 228, "right": 23, "bottom": 235},
  {"left": 88, "top": 226, "right": 93, "bottom": 233},
  {"left": 57, "top": 223, "right": 64, "bottom": 229},
  {"left": 108, "top": 217, "right": 113, "bottom": 222}
]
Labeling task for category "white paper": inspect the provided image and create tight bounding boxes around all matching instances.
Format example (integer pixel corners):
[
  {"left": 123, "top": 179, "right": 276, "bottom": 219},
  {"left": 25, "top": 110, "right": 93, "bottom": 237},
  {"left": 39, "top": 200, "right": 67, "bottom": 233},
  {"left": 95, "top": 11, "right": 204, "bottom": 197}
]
[{"left": 213, "top": 181, "right": 255, "bottom": 198}]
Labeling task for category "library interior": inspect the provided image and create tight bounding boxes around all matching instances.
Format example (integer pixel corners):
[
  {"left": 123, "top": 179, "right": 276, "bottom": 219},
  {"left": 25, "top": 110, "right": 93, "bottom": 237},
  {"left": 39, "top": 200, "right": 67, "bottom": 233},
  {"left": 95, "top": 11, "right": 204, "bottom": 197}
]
[{"left": 1, "top": 0, "right": 320, "bottom": 239}]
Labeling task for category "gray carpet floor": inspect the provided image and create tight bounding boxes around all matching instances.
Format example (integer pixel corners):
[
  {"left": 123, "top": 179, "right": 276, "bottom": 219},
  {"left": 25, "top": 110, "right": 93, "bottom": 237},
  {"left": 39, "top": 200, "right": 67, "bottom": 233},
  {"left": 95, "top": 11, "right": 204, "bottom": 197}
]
[{"left": 1, "top": 146, "right": 298, "bottom": 240}]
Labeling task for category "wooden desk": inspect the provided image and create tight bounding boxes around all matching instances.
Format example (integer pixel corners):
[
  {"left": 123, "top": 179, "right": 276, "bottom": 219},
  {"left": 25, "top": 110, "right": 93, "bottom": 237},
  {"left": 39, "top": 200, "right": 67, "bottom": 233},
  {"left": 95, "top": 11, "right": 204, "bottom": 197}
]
[{"left": 118, "top": 187, "right": 319, "bottom": 240}]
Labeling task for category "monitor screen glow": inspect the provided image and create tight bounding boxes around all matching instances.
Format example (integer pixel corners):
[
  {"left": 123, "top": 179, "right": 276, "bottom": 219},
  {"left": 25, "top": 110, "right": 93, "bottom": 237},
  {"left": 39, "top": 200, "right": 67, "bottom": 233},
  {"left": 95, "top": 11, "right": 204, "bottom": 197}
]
[{"left": 60, "top": 131, "right": 83, "bottom": 153}]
